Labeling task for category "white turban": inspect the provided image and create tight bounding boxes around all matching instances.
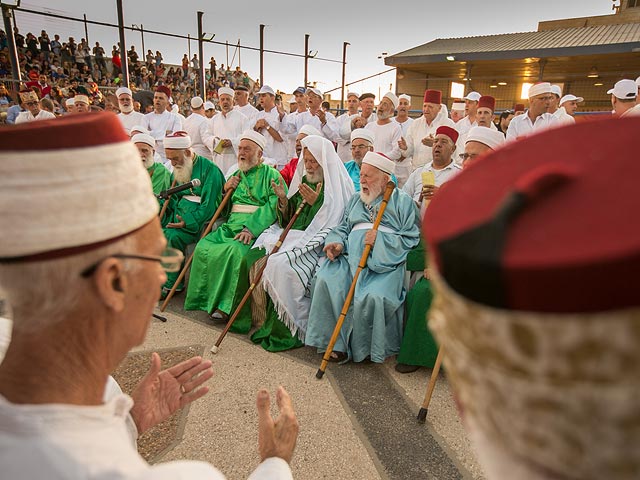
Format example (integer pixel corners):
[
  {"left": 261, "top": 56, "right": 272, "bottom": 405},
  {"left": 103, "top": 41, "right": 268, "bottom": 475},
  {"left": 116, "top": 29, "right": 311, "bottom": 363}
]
[
  {"left": 528, "top": 82, "right": 552, "bottom": 99},
  {"left": 383, "top": 92, "right": 399, "bottom": 109},
  {"left": 350, "top": 128, "right": 375, "bottom": 145},
  {"left": 465, "top": 126, "right": 505, "bottom": 150},
  {"left": 164, "top": 133, "right": 191, "bottom": 150},
  {"left": 398, "top": 94, "right": 411, "bottom": 104},
  {"left": 299, "top": 125, "right": 322, "bottom": 137},
  {"left": 131, "top": 133, "right": 156, "bottom": 149},
  {"left": 451, "top": 102, "right": 466, "bottom": 111},
  {"left": 218, "top": 87, "right": 234, "bottom": 98},
  {"left": 116, "top": 87, "right": 133, "bottom": 97},
  {"left": 362, "top": 151, "right": 395, "bottom": 175},
  {"left": 240, "top": 130, "right": 266, "bottom": 150},
  {"left": 74, "top": 95, "right": 89, "bottom": 105}
]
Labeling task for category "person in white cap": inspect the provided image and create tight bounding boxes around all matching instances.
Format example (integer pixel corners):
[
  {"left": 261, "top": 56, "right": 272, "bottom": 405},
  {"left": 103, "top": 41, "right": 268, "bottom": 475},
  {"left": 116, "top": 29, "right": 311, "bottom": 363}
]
[
  {"left": 506, "top": 82, "right": 559, "bottom": 142},
  {"left": 185, "top": 130, "right": 283, "bottom": 325},
  {"left": 247, "top": 135, "right": 355, "bottom": 351},
  {"left": 160, "top": 132, "right": 225, "bottom": 297},
  {"left": 0, "top": 113, "right": 299, "bottom": 480},
  {"left": 393, "top": 94, "right": 414, "bottom": 136},
  {"left": 339, "top": 92, "right": 378, "bottom": 142},
  {"left": 73, "top": 94, "right": 90, "bottom": 114},
  {"left": 64, "top": 96, "right": 75, "bottom": 114},
  {"left": 398, "top": 89, "right": 456, "bottom": 170},
  {"left": 251, "top": 85, "right": 288, "bottom": 170},
  {"left": 335, "top": 91, "right": 361, "bottom": 163},
  {"left": 116, "top": 86, "right": 145, "bottom": 135},
  {"left": 14, "top": 90, "right": 55, "bottom": 124},
  {"left": 171, "top": 103, "right": 186, "bottom": 124},
  {"left": 282, "top": 87, "right": 340, "bottom": 148},
  {"left": 142, "top": 85, "right": 183, "bottom": 165},
  {"left": 281, "top": 88, "right": 307, "bottom": 159},
  {"left": 365, "top": 93, "right": 403, "bottom": 171},
  {"left": 306, "top": 151, "right": 420, "bottom": 364},
  {"left": 450, "top": 101, "right": 466, "bottom": 123},
  {"left": 210, "top": 87, "right": 251, "bottom": 174},
  {"left": 204, "top": 100, "right": 216, "bottom": 119},
  {"left": 608, "top": 79, "right": 638, "bottom": 117},
  {"left": 459, "top": 125, "right": 505, "bottom": 168},
  {"left": 182, "top": 96, "right": 216, "bottom": 161},
  {"left": 344, "top": 128, "right": 375, "bottom": 191},
  {"left": 456, "top": 91, "right": 482, "bottom": 135},
  {"left": 547, "top": 85, "right": 563, "bottom": 116},
  {"left": 131, "top": 132, "right": 172, "bottom": 199},
  {"left": 233, "top": 85, "right": 258, "bottom": 124},
  {"left": 559, "top": 94, "right": 584, "bottom": 119}
]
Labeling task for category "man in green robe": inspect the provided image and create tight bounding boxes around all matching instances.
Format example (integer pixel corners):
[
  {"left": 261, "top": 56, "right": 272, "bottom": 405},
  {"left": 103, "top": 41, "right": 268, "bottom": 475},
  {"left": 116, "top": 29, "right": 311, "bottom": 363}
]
[
  {"left": 184, "top": 130, "right": 282, "bottom": 332},
  {"left": 161, "top": 132, "right": 225, "bottom": 296},
  {"left": 305, "top": 152, "right": 420, "bottom": 363},
  {"left": 131, "top": 133, "right": 172, "bottom": 205},
  {"left": 249, "top": 135, "right": 355, "bottom": 351}
]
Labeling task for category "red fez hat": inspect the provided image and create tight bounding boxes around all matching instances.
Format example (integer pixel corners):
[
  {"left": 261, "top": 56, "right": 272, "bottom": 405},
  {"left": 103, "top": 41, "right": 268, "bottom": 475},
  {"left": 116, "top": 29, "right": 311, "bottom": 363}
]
[
  {"left": 423, "top": 89, "right": 442, "bottom": 104},
  {"left": 425, "top": 117, "right": 640, "bottom": 313},
  {"left": 514, "top": 103, "right": 525, "bottom": 112},
  {"left": 155, "top": 85, "right": 172, "bottom": 98},
  {"left": 478, "top": 95, "right": 495, "bottom": 112},
  {"left": 435, "top": 125, "right": 459, "bottom": 144}
]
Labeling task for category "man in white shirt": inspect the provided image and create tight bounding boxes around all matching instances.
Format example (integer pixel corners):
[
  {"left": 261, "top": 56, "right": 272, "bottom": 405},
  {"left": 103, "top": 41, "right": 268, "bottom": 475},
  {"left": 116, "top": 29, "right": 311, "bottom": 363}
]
[
  {"left": 143, "top": 85, "right": 183, "bottom": 165},
  {"left": 283, "top": 87, "right": 340, "bottom": 144},
  {"left": 450, "top": 101, "right": 466, "bottom": 123},
  {"left": 459, "top": 126, "right": 506, "bottom": 168},
  {"left": 14, "top": 90, "right": 55, "bottom": 123},
  {"left": 211, "top": 87, "right": 250, "bottom": 173},
  {"left": 0, "top": 113, "right": 299, "bottom": 480},
  {"left": 282, "top": 86, "right": 308, "bottom": 158},
  {"left": 204, "top": 100, "right": 216, "bottom": 119},
  {"left": 549, "top": 85, "right": 575, "bottom": 126},
  {"left": 365, "top": 92, "right": 404, "bottom": 184},
  {"left": 558, "top": 94, "right": 584, "bottom": 120},
  {"left": 234, "top": 85, "right": 258, "bottom": 124},
  {"left": 182, "top": 96, "right": 215, "bottom": 160},
  {"left": 456, "top": 95, "right": 498, "bottom": 156},
  {"left": 116, "top": 87, "right": 145, "bottom": 135},
  {"left": 398, "top": 89, "right": 456, "bottom": 170},
  {"left": 608, "top": 79, "right": 638, "bottom": 117},
  {"left": 506, "top": 82, "right": 560, "bottom": 142},
  {"left": 252, "top": 85, "right": 288, "bottom": 170},
  {"left": 335, "top": 91, "right": 361, "bottom": 163},
  {"left": 339, "top": 92, "right": 377, "bottom": 142},
  {"left": 456, "top": 91, "right": 481, "bottom": 136}
]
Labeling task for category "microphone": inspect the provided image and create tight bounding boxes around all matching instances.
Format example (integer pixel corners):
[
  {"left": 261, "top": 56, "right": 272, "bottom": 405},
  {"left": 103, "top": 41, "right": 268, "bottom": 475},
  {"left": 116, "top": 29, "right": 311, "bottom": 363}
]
[{"left": 156, "top": 179, "right": 201, "bottom": 199}]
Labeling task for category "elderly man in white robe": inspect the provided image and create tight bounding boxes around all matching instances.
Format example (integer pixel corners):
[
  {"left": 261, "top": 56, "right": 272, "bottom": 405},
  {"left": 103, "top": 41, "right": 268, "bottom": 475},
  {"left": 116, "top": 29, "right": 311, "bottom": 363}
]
[
  {"left": 116, "top": 87, "right": 145, "bottom": 135},
  {"left": 182, "top": 96, "right": 216, "bottom": 160},
  {"left": 143, "top": 85, "right": 183, "bottom": 166},
  {"left": 305, "top": 152, "right": 420, "bottom": 363},
  {"left": 211, "top": 86, "right": 250, "bottom": 174},
  {"left": 248, "top": 135, "right": 355, "bottom": 351},
  {"left": 365, "top": 92, "right": 404, "bottom": 185}
]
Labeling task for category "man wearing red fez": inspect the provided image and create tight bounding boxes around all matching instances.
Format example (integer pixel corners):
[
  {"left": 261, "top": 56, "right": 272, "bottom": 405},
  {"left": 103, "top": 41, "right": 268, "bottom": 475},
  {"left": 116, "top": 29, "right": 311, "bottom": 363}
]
[
  {"left": 142, "top": 85, "right": 183, "bottom": 166},
  {"left": 425, "top": 116, "right": 640, "bottom": 480},
  {"left": 513, "top": 103, "right": 525, "bottom": 116},
  {"left": 455, "top": 95, "right": 498, "bottom": 155},
  {"left": 398, "top": 89, "right": 456, "bottom": 170}
]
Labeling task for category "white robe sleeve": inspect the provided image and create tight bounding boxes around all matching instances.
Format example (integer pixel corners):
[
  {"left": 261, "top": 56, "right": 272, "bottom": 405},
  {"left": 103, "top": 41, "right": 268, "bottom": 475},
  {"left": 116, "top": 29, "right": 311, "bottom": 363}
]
[{"left": 247, "top": 458, "right": 293, "bottom": 480}]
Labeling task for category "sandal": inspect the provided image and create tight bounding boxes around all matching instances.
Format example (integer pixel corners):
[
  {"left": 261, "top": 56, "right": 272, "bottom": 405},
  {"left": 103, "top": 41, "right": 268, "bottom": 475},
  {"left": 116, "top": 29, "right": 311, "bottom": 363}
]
[
  {"left": 327, "top": 351, "right": 348, "bottom": 363},
  {"left": 209, "top": 309, "right": 229, "bottom": 323}
]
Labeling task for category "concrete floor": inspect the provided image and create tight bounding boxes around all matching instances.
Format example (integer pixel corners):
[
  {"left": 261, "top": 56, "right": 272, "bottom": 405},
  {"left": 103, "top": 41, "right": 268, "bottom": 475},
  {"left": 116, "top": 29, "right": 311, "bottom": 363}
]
[{"left": 141, "top": 299, "right": 486, "bottom": 480}]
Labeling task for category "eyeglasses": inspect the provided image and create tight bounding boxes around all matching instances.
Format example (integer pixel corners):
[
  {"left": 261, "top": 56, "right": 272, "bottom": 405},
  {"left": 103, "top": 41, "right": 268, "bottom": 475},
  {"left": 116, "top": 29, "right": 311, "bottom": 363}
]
[
  {"left": 351, "top": 144, "right": 370, "bottom": 150},
  {"left": 80, "top": 247, "right": 183, "bottom": 278},
  {"left": 24, "top": 101, "right": 38, "bottom": 106},
  {"left": 459, "top": 153, "right": 479, "bottom": 161}
]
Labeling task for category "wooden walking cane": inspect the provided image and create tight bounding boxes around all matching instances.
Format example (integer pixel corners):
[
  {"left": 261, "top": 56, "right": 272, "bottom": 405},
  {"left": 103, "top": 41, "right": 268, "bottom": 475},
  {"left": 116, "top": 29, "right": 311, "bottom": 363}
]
[
  {"left": 158, "top": 179, "right": 177, "bottom": 220},
  {"left": 210, "top": 186, "right": 320, "bottom": 354},
  {"left": 159, "top": 185, "right": 235, "bottom": 312},
  {"left": 316, "top": 181, "right": 395, "bottom": 379},
  {"left": 416, "top": 347, "right": 444, "bottom": 423}
]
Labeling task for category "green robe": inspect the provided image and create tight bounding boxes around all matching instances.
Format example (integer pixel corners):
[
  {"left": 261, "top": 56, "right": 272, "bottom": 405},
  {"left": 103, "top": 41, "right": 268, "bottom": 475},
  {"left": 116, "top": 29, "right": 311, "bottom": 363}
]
[
  {"left": 184, "top": 163, "right": 283, "bottom": 332},
  {"left": 148, "top": 163, "right": 173, "bottom": 203},
  {"left": 250, "top": 178, "right": 324, "bottom": 351},
  {"left": 161, "top": 155, "right": 225, "bottom": 289}
]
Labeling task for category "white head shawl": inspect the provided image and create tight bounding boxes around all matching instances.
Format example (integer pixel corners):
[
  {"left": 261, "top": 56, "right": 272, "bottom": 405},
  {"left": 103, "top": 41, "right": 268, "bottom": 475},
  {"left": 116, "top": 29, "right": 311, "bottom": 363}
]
[{"left": 254, "top": 135, "right": 355, "bottom": 339}]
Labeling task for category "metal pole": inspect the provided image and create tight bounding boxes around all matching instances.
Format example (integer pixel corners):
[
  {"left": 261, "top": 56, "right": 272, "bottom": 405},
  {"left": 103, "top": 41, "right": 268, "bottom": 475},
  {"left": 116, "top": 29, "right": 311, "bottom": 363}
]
[
  {"left": 340, "top": 42, "right": 349, "bottom": 110},
  {"left": 187, "top": 33, "right": 191, "bottom": 59},
  {"left": 225, "top": 40, "right": 229, "bottom": 67},
  {"left": 83, "top": 14, "right": 89, "bottom": 44},
  {"left": 259, "top": 24, "right": 264, "bottom": 86},
  {"left": 304, "top": 34, "right": 309, "bottom": 87},
  {"left": 115, "top": 0, "right": 129, "bottom": 87},
  {"left": 197, "top": 11, "right": 205, "bottom": 99},
  {"left": 237, "top": 39, "right": 241, "bottom": 69},
  {"left": 140, "top": 24, "right": 145, "bottom": 58},
  {"left": 2, "top": 5, "right": 21, "bottom": 86}
]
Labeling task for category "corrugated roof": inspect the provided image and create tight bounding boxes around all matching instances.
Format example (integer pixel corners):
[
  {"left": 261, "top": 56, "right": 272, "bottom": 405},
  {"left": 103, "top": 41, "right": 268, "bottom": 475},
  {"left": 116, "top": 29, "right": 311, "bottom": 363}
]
[{"left": 391, "top": 23, "right": 640, "bottom": 58}]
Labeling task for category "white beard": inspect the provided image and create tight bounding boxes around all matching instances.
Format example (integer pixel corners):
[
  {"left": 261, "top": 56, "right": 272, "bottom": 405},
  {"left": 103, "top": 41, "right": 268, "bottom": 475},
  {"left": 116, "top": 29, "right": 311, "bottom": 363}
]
[
  {"left": 359, "top": 182, "right": 383, "bottom": 205},
  {"left": 173, "top": 155, "right": 194, "bottom": 184},
  {"left": 142, "top": 155, "right": 155, "bottom": 169},
  {"left": 119, "top": 103, "right": 134, "bottom": 113},
  {"left": 238, "top": 157, "right": 259, "bottom": 172},
  {"left": 305, "top": 168, "right": 323, "bottom": 184}
]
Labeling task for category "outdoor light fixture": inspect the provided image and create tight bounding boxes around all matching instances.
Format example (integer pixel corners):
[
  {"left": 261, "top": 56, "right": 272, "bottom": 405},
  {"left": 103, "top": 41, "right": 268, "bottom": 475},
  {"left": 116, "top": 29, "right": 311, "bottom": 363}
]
[
  {"left": 446, "top": 55, "right": 455, "bottom": 61},
  {"left": 498, "top": 81, "right": 507, "bottom": 86},
  {"left": 594, "top": 82, "right": 604, "bottom": 86},
  {"left": 587, "top": 67, "right": 599, "bottom": 78}
]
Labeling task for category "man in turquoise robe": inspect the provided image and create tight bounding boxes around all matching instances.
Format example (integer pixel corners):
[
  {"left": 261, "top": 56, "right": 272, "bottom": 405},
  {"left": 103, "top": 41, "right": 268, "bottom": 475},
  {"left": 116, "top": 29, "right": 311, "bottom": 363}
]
[
  {"left": 305, "top": 152, "right": 420, "bottom": 363},
  {"left": 161, "top": 132, "right": 225, "bottom": 296},
  {"left": 184, "top": 131, "right": 282, "bottom": 331}
]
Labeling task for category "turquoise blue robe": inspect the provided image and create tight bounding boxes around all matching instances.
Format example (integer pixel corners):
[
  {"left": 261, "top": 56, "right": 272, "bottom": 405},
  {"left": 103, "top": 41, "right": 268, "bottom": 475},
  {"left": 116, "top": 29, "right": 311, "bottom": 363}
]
[
  {"left": 305, "top": 189, "right": 420, "bottom": 363},
  {"left": 344, "top": 161, "right": 397, "bottom": 192}
]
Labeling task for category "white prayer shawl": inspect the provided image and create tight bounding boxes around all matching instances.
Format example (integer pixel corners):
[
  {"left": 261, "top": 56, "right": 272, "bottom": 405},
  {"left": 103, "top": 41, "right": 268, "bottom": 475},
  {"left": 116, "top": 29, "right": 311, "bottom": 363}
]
[
  {"left": 183, "top": 111, "right": 215, "bottom": 160},
  {"left": 142, "top": 110, "right": 183, "bottom": 160},
  {"left": 253, "top": 135, "right": 355, "bottom": 340},
  {"left": 117, "top": 111, "right": 145, "bottom": 136}
]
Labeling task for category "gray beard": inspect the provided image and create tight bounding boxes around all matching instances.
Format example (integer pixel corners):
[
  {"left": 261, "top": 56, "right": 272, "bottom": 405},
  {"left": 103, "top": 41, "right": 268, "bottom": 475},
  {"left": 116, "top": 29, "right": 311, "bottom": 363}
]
[
  {"left": 238, "top": 158, "right": 259, "bottom": 172},
  {"left": 119, "top": 104, "right": 134, "bottom": 113},
  {"left": 173, "top": 160, "right": 194, "bottom": 184},
  {"left": 359, "top": 183, "right": 383, "bottom": 205},
  {"left": 142, "top": 156, "right": 155, "bottom": 169}
]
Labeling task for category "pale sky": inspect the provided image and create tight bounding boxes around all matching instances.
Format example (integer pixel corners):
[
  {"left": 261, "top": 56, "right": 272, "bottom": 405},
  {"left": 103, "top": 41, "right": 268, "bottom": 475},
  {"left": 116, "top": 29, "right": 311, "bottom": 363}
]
[{"left": 13, "top": 0, "right": 612, "bottom": 99}]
